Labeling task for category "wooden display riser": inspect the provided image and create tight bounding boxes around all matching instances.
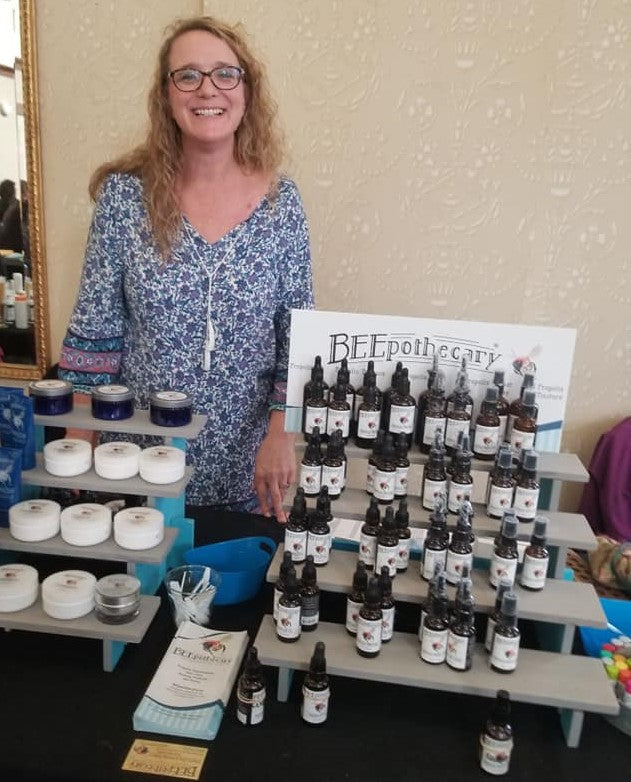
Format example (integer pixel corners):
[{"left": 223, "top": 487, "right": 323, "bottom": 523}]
[
  {"left": 0, "top": 595, "right": 161, "bottom": 671},
  {"left": 254, "top": 615, "right": 619, "bottom": 748}
]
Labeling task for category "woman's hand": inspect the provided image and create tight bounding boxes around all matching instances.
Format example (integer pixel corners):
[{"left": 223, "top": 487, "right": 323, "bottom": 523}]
[{"left": 254, "top": 410, "right": 296, "bottom": 523}]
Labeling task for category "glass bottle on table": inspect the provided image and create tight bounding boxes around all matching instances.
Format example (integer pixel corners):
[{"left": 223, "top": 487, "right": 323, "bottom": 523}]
[
  {"left": 509, "top": 390, "right": 538, "bottom": 463},
  {"left": 346, "top": 560, "right": 368, "bottom": 635},
  {"left": 506, "top": 371, "right": 535, "bottom": 443},
  {"left": 446, "top": 575, "right": 476, "bottom": 671},
  {"left": 420, "top": 570, "right": 449, "bottom": 664},
  {"left": 375, "top": 505, "right": 398, "bottom": 577},
  {"left": 358, "top": 497, "right": 381, "bottom": 571},
  {"left": 445, "top": 383, "right": 472, "bottom": 457},
  {"left": 493, "top": 369, "right": 510, "bottom": 443},
  {"left": 373, "top": 433, "right": 396, "bottom": 505},
  {"left": 520, "top": 516, "right": 549, "bottom": 590},
  {"left": 445, "top": 521, "right": 473, "bottom": 586},
  {"left": 302, "top": 358, "right": 328, "bottom": 436},
  {"left": 484, "top": 577, "right": 513, "bottom": 653},
  {"left": 420, "top": 371, "right": 446, "bottom": 454},
  {"left": 284, "top": 487, "right": 308, "bottom": 564},
  {"left": 301, "top": 641, "right": 330, "bottom": 726},
  {"left": 322, "top": 429, "right": 345, "bottom": 499},
  {"left": 487, "top": 447, "right": 515, "bottom": 519},
  {"left": 395, "top": 497, "right": 411, "bottom": 573},
  {"left": 299, "top": 426, "right": 323, "bottom": 497},
  {"left": 513, "top": 450, "right": 539, "bottom": 523},
  {"left": 355, "top": 383, "right": 381, "bottom": 449},
  {"left": 273, "top": 551, "right": 296, "bottom": 621},
  {"left": 355, "top": 360, "right": 382, "bottom": 434},
  {"left": 378, "top": 565, "right": 395, "bottom": 643},
  {"left": 306, "top": 508, "right": 331, "bottom": 567},
  {"left": 300, "top": 555, "right": 320, "bottom": 632},
  {"left": 326, "top": 383, "right": 351, "bottom": 444},
  {"left": 473, "top": 386, "right": 501, "bottom": 461},
  {"left": 388, "top": 368, "right": 416, "bottom": 449},
  {"left": 329, "top": 357, "right": 355, "bottom": 415},
  {"left": 446, "top": 358, "right": 474, "bottom": 417},
  {"left": 303, "top": 380, "right": 328, "bottom": 443},
  {"left": 489, "top": 514, "right": 519, "bottom": 588},
  {"left": 380, "top": 361, "right": 404, "bottom": 433},
  {"left": 421, "top": 495, "right": 449, "bottom": 581},
  {"left": 394, "top": 432, "right": 410, "bottom": 499},
  {"left": 356, "top": 576, "right": 383, "bottom": 658},
  {"left": 490, "top": 592, "right": 520, "bottom": 673},
  {"left": 414, "top": 354, "right": 439, "bottom": 448},
  {"left": 422, "top": 429, "right": 448, "bottom": 511},
  {"left": 365, "top": 430, "right": 385, "bottom": 495},
  {"left": 479, "top": 690, "right": 514, "bottom": 776},
  {"left": 236, "top": 646, "right": 266, "bottom": 727},
  {"left": 447, "top": 433, "right": 473, "bottom": 515},
  {"left": 276, "top": 571, "right": 302, "bottom": 643}
]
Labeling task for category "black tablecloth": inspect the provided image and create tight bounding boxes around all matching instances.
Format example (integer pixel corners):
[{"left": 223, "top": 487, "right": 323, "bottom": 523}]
[{"left": 1, "top": 510, "right": 628, "bottom": 782}]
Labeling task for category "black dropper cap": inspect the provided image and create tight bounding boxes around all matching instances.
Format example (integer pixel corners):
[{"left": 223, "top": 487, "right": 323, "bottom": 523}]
[
  {"left": 309, "top": 641, "right": 327, "bottom": 674},
  {"left": 243, "top": 646, "right": 262, "bottom": 677},
  {"left": 332, "top": 384, "right": 346, "bottom": 403},
  {"left": 381, "top": 433, "right": 395, "bottom": 462},
  {"left": 363, "top": 360, "right": 377, "bottom": 386},
  {"left": 365, "top": 576, "right": 382, "bottom": 608},
  {"left": 483, "top": 386, "right": 499, "bottom": 404},
  {"left": 496, "top": 447, "right": 513, "bottom": 471},
  {"left": 311, "top": 356, "right": 324, "bottom": 381},
  {"left": 283, "top": 570, "right": 300, "bottom": 599},
  {"left": 395, "top": 432, "right": 409, "bottom": 459},
  {"left": 395, "top": 498, "right": 409, "bottom": 530},
  {"left": 390, "top": 361, "right": 404, "bottom": 387},
  {"left": 491, "top": 690, "right": 512, "bottom": 722},
  {"left": 493, "top": 369, "right": 505, "bottom": 388},
  {"left": 317, "top": 486, "right": 332, "bottom": 521},
  {"left": 371, "top": 430, "right": 385, "bottom": 458},
  {"left": 398, "top": 372, "right": 411, "bottom": 397},
  {"left": 301, "top": 555, "right": 317, "bottom": 586},
  {"left": 290, "top": 486, "right": 307, "bottom": 516},
  {"left": 455, "top": 575, "right": 475, "bottom": 613},
  {"left": 427, "top": 355, "right": 439, "bottom": 388},
  {"left": 279, "top": 551, "right": 295, "bottom": 580},
  {"left": 378, "top": 565, "right": 392, "bottom": 599},
  {"left": 531, "top": 516, "right": 548, "bottom": 545},
  {"left": 338, "top": 358, "right": 350, "bottom": 386},
  {"left": 352, "top": 561, "right": 368, "bottom": 593},
  {"left": 500, "top": 592, "right": 518, "bottom": 622},
  {"left": 521, "top": 389, "right": 537, "bottom": 413},
  {"left": 520, "top": 372, "right": 535, "bottom": 395},
  {"left": 382, "top": 505, "right": 396, "bottom": 532},
  {"left": 500, "top": 516, "right": 518, "bottom": 544},
  {"left": 325, "top": 428, "right": 344, "bottom": 459},
  {"left": 364, "top": 384, "right": 377, "bottom": 405},
  {"left": 494, "top": 577, "right": 513, "bottom": 611},
  {"left": 521, "top": 450, "right": 538, "bottom": 474},
  {"left": 365, "top": 496, "right": 381, "bottom": 525}
]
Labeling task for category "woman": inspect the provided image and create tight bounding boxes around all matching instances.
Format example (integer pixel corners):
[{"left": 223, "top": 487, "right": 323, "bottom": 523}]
[{"left": 59, "top": 16, "right": 314, "bottom": 522}]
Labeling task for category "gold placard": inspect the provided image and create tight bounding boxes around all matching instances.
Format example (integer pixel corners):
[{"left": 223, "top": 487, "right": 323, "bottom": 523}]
[{"left": 122, "top": 739, "right": 208, "bottom": 780}]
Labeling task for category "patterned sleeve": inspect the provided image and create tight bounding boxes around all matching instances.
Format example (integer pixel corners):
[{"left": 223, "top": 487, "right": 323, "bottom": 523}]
[
  {"left": 270, "top": 181, "right": 315, "bottom": 410},
  {"left": 58, "top": 175, "right": 129, "bottom": 393}
]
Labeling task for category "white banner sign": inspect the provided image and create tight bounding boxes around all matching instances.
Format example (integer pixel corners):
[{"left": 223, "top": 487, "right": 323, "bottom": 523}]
[{"left": 286, "top": 309, "right": 576, "bottom": 452}]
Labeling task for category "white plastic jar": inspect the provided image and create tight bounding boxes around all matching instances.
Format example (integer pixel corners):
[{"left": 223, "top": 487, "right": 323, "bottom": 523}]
[
  {"left": 41, "top": 570, "right": 97, "bottom": 620},
  {"left": 138, "top": 446, "right": 186, "bottom": 484},
  {"left": 94, "top": 442, "right": 141, "bottom": 480},
  {"left": 9, "top": 499, "right": 61, "bottom": 542},
  {"left": 60, "top": 503, "right": 112, "bottom": 546},
  {"left": 43, "top": 439, "right": 92, "bottom": 477},
  {"left": 113, "top": 507, "right": 165, "bottom": 550},
  {"left": 0, "top": 564, "right": 39, "bottom": 612}
]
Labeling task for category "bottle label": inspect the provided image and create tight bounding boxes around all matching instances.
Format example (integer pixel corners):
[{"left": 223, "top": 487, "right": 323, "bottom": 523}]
[
  {"left": 489, "top": 553, "right": 518, "bottom": 588},
  {"left": 510, "top": 427, "right": 536, "bottom": 459},
  {"left": 445, "top": 417, "right": 470, "bottom": 449},
  {"left": 346, "top": 597, "right": 362, "bottom": 633},
  {"left": 284, "top": 529, "right": 307, "bottom": 562},
  {"left": 389, "top": 404, "right": 415, "bottom": 435},
  {"left": 326, "top": 408, "right": 350, "bottom": 439},
  {"left": 299, "top": 463, "right": 321, "bottom": 494},
  {"left": 513, "top": 486, "right": 539, "bottom": 519},
  {"left": 474, "top": 423, "right": 500, "bottom": 456},
  {"left": 365, "top": 463, "right": 375, "bottom": 493},
  {"left": 490, "top": 632, "right": 520, "bottom": 671},
  {"left": 301, "top": 593, "right": 320, "bottom": 627},
  {"left": 422, "top": 546, "right": 447, "bottom": 581},
  {"left": 480, "top": 734, "right": 513, "bottom": 775},
  {"left": 237, "top": 687, "right": 265, "bottom": 725},
  {"left": 381, "top": 605, "right": 395, "bottom": 641},
  {"left": 304, "top": 405, "right": 328, "bottom": 435},
  {"left": 445, "top": 549, "right": 473, "bottom": 584},
  {"left": 422, "top": 477, "right": 448, "bottom": 510},
  {"left": 394, "top": 465, "right": 409, "bottom": 497},
  {"left": 273, "top": 585, "right": 282, "bottom": 621},
  {"left": 396, "top": 536, "right": 411, "bottom": 570},
  {"left": 301, "top": 685, "right": 330, "bottom": 724},
  {"left": 484, "top": 616, "right": 497, "bottom": 652},
  {"left": 520, "top": 553, "right": 549, "bottom": 589},
  {"left": 322, "top": 463, "right": 344, "bottom": 497},
  {"left": 306, "top": 531, "right": 331, "bottom": 565},
  {"left": 446, "top": 630, "right": 472, "bottom": 670},
  {"left": 373, "top": 468, "right": 395, "bottom": 502},
  {"left": 421, "top": 625, "right": 448, "bottom": 664},
  {"left": 356, "top": 616, "right": 382, "bottom": 654},
  {"left": 358, "top": 532, "right": 377, "bottom": 567},
  {"left": 376, "top": 543, "right": 397, "bottom": 576},
  {"left": 276, "top": 604, "right": 301, "bottom": 639},
  {"left": 447, "top": 480, "right": 472, "bottom": 514},
  {"left": 423, "top": 416, "right": 445, "bottom": 446},
  {"left": 487, "top": 484, "right": 514, "bottom": 517},
  {"left": 357, "top": 409, "right": 380, "bottom": 439}
]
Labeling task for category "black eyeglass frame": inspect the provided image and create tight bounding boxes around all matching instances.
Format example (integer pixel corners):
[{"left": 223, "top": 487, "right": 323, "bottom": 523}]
[{"left": 168, "top": 66, "right": 246, "bottom": 92}]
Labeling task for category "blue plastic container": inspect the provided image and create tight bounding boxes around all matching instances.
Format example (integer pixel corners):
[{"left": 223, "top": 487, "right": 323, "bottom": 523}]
[
  {"left": 579, "top": 598, "right": 631, "bottom": 657},
  {"left": 184, "top": 536, "right": 277, "bottom": 606}
]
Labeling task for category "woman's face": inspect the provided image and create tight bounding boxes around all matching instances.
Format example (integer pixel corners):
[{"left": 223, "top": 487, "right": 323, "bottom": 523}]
[{"left": 167, "top": 30, "right": 246, "bottom": 150}]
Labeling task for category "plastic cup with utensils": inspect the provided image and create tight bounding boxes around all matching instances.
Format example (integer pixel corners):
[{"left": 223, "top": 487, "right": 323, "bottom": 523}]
[{"left": 164, "top": 565, "right": 221, "bottom": 628}]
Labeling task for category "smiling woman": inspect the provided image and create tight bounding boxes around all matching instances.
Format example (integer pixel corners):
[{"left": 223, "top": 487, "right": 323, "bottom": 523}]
[{"left": 58, "top": 15, "right": 314, "bottom": 523}]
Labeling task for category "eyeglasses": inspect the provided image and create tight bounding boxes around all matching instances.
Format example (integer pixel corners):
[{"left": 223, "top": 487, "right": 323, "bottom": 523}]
[{"left": 168, "top": 66, "right": 245, "bottom": 92}]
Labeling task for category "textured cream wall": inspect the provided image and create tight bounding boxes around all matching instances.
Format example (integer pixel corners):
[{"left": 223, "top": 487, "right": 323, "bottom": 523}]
[{"left": 36, "top": 1, "right": 631, "bottom": 506}]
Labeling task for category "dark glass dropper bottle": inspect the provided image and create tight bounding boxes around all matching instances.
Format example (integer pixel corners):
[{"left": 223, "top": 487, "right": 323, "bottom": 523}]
[
  {"left": 236, "top": 646, "right": 266, "bottom": 726},
  {"left": 301, "top": 641, "right": 330, "bottom": 725}
]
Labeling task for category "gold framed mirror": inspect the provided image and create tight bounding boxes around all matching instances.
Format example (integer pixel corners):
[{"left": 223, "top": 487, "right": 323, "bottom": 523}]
[{"left": 0, "top": 0, "right": 49, "bottom": 380}]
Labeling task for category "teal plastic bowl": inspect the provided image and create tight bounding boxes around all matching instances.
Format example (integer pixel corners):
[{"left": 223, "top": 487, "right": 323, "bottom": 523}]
[
  {"left": 184, "top": 536, "right": 277, "bottom": 606},
  {"left": 580, "top": 597, "right": 631, "bottom": 657}
]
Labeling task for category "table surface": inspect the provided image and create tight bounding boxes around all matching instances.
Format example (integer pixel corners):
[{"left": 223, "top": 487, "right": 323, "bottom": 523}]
[{"left": 1, "top": 509, "right": 629, "bottom": 782}]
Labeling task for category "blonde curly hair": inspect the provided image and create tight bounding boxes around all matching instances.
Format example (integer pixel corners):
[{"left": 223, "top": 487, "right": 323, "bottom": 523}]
[{"left": 89, "top": 15, "right": 285, "bottom": 258}]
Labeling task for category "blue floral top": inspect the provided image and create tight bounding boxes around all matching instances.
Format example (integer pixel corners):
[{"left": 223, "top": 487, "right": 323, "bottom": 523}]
[{"left": 59, "top": 173, "right": 314, "bottom": 507}]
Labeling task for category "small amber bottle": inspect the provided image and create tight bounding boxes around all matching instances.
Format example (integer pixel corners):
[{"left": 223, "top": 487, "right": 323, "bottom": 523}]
[
  {"left": 445, "top": 387, "right": 471, "bottom": 456},
  {"left": 447, "top": 434, "right": 473, "bottom": 515},
  {"left": 446, "top": 576, "right": 476, "bottom": 671},
  {"left": 373, "top": 433, "right": 396, "bottom": 504},
  {"left": 421, "top": 499, "right": 448, "bottom": 581},
  {"left": 365, "top": 430, "right": 385, "bottom": 495},
  {"left": 484, "top": 577, "right": 513, "bottom": 653},
  {"left": 520, "top": 516, "right": 549, "bottom": 590},
  {"left": 299, "top": 426, "right": 323, "bottom": 497},
  {"left": 420, "top": 571, "right": 449, "bottom": 664},
  {"left": 380, "top": 361, "right": 404, "bottom": 433},
  {"left": 276, "top": 571, "right": 302, "bottom": 643},
  {"left": 395, "top": 498, "right": 411, "bottom": 573},
  {"left": 378, "top": 565, "right": 395, "bottom": 643},
  {"left": 394, "top": 433, "right": 410, "bottom": 499},
  {"left": 359, "top": 497, "right": 381, "bottom": 570},
  {"left": 302, "top": 356, "right": 328, "bottom": 433},
  {"left": 421, "top": 429, "right": 448, "bottom": 510},
  {"left": 506, "top": 371, "right": 535, "bottom": 443},
  {"left": 513, "top": 450, "right": 539, "bottom": 523},
  {"left": 388, "top": 369, "right": 416, "bottom": 448},
  {"left": 446, "top": 358, "right": 474, "bottom": 416},
  {"left": 493, "top": 369, "right": 510, "bottom": 443},
  {"left": 346, "top": 560, "right": 368, "bottom": 635},
  {"left": 236, "top": 647, "right": 266, "bottom": 726},
  {"left": 473, "top": 386, "right": 501, "bottom": 461},
  {"left": 273, "top": 551, "right": 296, "bottom": 622},
  {"left": 490, "top": 592, "right": 520, "bottom": 673},
  {"left": 356, "top": 576, "right": 383, "bottom": 658},
  {"left": 479, "top": 690, "right": 514, "bottom": 775},
  {"left": 303, "top": 380, "right": 328, "bottom": 443},
  {"left": 420, "top": 372, "right": 446, "bottom": 454},
  {"left": 355, "top": 383, "right": 381, "bottom": 449},
  {"left": 489, "top": 515, "right": 519, "bottom": 588},
  {"left": 301, "top": 641, "right": 330, "bottom": 725},
  {"left": 487, "top": 447, "right": 515, "bottom": 518},
  {"left": 414, "top": 354, "right": 439, "bottom": 447},
  {"left": 355, "top": 360, "right": 382, "bottom": 429},
  {"left": 509, "top": 389, "right": 537, "bottom": 461},
  {"left": 322, "top": 429, "right": 345, "bottom": 499},
  {"left": 326, "top": 383, "right": 351, "bottom": 443},
  {"left": 284, "top": 488, "right": 308, "bottom": 564},
  {"left": 375, "top": 505, "right": 398, "bottom": 576}
]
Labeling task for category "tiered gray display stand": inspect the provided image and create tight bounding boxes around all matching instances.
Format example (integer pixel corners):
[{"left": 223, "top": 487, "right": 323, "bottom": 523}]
[
  {"left": 255, "top": 443, "right": 619, "bottom": 747},
  {"left": 0, "top": 408, "right": 206, "bottom": 671}
]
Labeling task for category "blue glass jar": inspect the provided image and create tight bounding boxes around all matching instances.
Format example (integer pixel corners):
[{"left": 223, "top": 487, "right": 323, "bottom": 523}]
[
  {"left": 149, "top": 390, "right": 193, "bottom": 427},
  {"left": 91, "top": 384, "right": 135, "bottom": 421},
  {"left": 29, "top": 379, "right": 74, "bottom": 416}
]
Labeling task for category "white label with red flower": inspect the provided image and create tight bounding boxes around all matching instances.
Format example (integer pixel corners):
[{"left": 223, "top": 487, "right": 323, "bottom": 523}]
[
  {"left": 373, "top": 468, "right": 395, "bottom": 502},
  {"left": 284, "top": 528, "right": 307, "bottom": 563},
  {"left": 389, "top": 404, "right": 415, "bottom": 435},
  {"left": 487, "top": 484, "right": 514, "bottom": 517},
  {"left": 513, "top": 486, "right": 539, "bottom": 520},
  {"left": 346, "top": 597, "right": 363, "bottom": 633},
  {"left": 422, "top": 477, "right": 448, "bottom": 510},
  {"left": 421, "top": 626, "right": 448, "bottom": 664},
  {"left": 322, "top": 463, "right": 344, "bottom": 496},
  {"left": 445, "top": 548, "right": 473, "bottom": 585},
  {"left": 489, "top": 553, "right": 518, "bottom": 588},
  {"left": 299, "top": 463, "right": 322, "bottom": 495},
  {"left": 301, "top": 685, "right": 330, "bottom": 724},
  {"left": 356, "top": 616, "right": 382, "bottom": 654},
  {"left": 480, "top": 734, "right": 513, "bottom": 775},
  {"left": 306, "top": 531, "right": 331, "bottom": 565},
  {"left": 520, "top": 553, "right": 549, "bottom": 589},
  {"left": 490, "top": 632, "right": 520, "bottom": 671},
  {"left": 304, "top": 405, "right": 327, "bottom": 436},
  {"left": 474, "top": 423, "right": 500, "bottom": 456},
  {"left": 357, "top": 409, "right": 380, "bottom": 439},
  {"left": 376, "top": 543, "right": 397, "bottom": 577},
  {"left": 447, "top": 479, "right": 472, "bottom": 514},
  {"left": 276, "top": 604, "right": 301, "bottom": 640}
]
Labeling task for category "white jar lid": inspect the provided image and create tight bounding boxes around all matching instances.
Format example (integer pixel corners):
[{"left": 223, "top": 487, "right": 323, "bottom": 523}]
[
  {"left": 114, "top": 507, "right": 165, "bottom": 550},
  {"left": 60, "top": 503, "right": 112, "bottom": 546},
  {"left": 43, "top": 439, "right": 93, "bottom": 477},
  {"left": 0, "top": 564, "right": 39, "bottom": 612},
  {"left": 41, "top": 570, "right": 97, "bottom": 619},
  {"left": 150, "top": 390, "right": 192, "bottom": 409},
  {"left": 139, "top": 446, "right": 186, "bottom": 484},
  {"left": 92, "top": 384, "right": 135, "bottom": 402},
  {"left": 94, "top": 441, "right": 141, "bottom": 480},
  {"left": 29, "top": 379, "right": 73, "bottom": 398},
  {"left": 9, "top": 499, "right": 61, "bottom": 542}
]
